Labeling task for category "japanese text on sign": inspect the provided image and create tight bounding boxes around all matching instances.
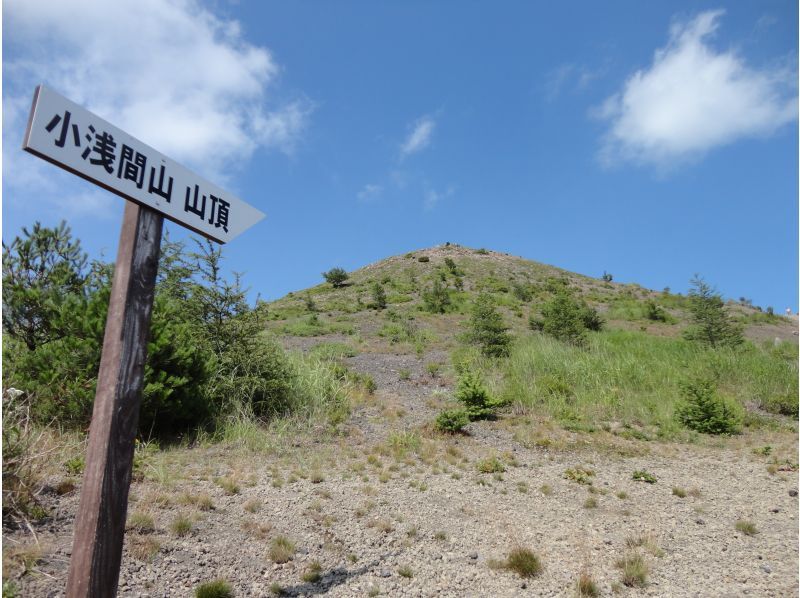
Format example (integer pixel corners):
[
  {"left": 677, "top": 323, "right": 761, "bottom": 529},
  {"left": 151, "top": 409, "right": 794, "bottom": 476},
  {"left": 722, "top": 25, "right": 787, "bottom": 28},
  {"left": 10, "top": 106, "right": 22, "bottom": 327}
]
[{"left": 23, "top": 85, "right": 265, "bottom": 243}]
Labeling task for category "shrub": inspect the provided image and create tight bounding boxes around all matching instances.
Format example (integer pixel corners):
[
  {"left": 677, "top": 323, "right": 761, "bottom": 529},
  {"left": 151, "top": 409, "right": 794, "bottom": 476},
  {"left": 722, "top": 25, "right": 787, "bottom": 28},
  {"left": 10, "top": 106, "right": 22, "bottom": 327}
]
[
  {"left": 435, "top": 409, "right": 469, "bottom": 433},
  {"left": 683, "top": 275, "right": 743, "bottom": 348},
  {"left": 676, "top": 377, "right": 741, "bottom": 435},
  {"left": 422, "top": 279, "right": 451, "bottom": 314},
  {"left": 540, "top": 292, "right": 588, "bottom": 346},
  {"left": 466, "top": 294, "right": 512, "bottom": 357},
  {"left": 601, "top": 271, "right": 613, "bottom": 283},
  {"left": 322, "top": 267, "right": 349, "bottom": 288},
  {"left": 455, "top": 370, "right": 499, "bottom": 420},
  {"left": 371, "top": 283, "right": 387, "bottom": 310},
  {"left": 417, "top": 256, "right": 430, "bottom": 263},
  {"left": 644, "top": 300, "right": 667, "bottom": 322},
  {"left": 444, "top": 257, "right": 460, "bottom": 275}
]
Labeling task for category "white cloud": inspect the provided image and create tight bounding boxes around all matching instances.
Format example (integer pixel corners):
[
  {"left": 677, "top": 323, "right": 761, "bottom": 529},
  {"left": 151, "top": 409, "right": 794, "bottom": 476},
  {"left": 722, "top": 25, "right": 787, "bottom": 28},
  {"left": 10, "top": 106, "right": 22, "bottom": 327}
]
[
  {"left": 424, "top": 185, "right": 454, "bottom": 211},
  {"left": 3, "top": 0, "right": 311, "bottom": 191},
  {"left": 596, "top": 10, "right": 797, "bottom": 169},
  {"left": 356, "top": 183, "right": 383, "bottom": 202},
  {"left": 400, "top": 116, "right": 435, "bottom": 157}
]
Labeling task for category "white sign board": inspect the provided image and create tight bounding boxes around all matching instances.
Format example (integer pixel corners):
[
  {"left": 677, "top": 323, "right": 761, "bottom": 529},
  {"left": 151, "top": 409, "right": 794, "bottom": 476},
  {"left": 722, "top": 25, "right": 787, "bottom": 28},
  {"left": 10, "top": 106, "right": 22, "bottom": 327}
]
[{"left": 23, "top": 85, "right": 265, "bottom": 244}]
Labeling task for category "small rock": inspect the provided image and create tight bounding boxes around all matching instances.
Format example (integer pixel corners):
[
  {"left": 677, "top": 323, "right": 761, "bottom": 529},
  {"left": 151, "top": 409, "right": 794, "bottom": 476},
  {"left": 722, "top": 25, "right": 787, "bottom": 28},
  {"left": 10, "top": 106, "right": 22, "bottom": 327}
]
[
  {"left": 378, "top": 570, "right": 391, "bottom": 578},
  {"left": 695, "top": 518, "right": 706, "bottom": 525},
  {"left": 521, "top": 583, "right": 527, "bottom": 589},
  {"left": 789, "top": 489, "right": 798, "bottom": 497},
  {"left": 468, "top": 552, "right": 478, "bottom": 560},
  {"left": 604, "top": 539, "right": 613, "bottom": 545},
  {"left": 770, "top": 508, "right": 780, "bottom": 513},
  {"left": 761, "top": 565, "right": 772, "bottom": 574}
]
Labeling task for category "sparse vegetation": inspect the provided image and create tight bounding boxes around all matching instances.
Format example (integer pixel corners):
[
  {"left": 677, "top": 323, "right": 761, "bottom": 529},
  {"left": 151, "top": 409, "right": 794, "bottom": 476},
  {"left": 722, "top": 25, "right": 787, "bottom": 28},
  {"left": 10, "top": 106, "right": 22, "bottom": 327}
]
[
  {"left": 735, "top": 520, "right": 758, "bottom": 536},
  {"left": 195, "top": 579, "right": 233, "bottom": 598},
  {"left": 504, "top": 547, "right": 543, "bottom": 578},
  {"left": 170, "top": 513, "right": 193, "bottom": 536},
  {"left": 269, "top": 535, "right": 296, "bottom": 563},
  {"left": 435, "top": 409, "right": 469, "bottom": 433},
  {"left": 617, "top": 553, "right": 648, "bottom": 587},
  {"left": 632, "top": 470, "right": 657, "bottom": 484},
  {"left": 577, "top": 572, "right": 599, "bottom": 597}
]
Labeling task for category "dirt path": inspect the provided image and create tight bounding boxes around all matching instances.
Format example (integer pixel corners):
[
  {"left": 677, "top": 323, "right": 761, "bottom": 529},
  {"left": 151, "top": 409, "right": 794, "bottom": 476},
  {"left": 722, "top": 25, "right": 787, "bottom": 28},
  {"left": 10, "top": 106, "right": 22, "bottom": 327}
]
[{"left": 5, "top": 345, "right": 799, "bottom": 597}]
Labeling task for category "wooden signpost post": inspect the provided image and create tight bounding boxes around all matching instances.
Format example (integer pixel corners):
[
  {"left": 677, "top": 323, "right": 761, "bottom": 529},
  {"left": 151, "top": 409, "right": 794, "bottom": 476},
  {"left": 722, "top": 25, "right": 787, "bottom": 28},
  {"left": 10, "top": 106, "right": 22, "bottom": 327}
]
[{"left": 22, "top": 85, "right": 265, "bottom": 597}]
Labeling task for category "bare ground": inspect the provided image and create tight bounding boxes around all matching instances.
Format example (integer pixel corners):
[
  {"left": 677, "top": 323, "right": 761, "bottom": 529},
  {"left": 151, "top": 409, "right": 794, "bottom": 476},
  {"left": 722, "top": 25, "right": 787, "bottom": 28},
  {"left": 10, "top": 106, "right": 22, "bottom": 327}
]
[{"left": 4, "top": 340, "right": 798, "bottom": 597}]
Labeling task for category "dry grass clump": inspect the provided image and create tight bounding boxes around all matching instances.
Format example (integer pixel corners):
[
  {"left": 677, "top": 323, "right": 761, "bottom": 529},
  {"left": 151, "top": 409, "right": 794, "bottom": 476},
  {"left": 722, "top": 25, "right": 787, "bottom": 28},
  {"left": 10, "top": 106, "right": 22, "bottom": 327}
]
[
  {"left": 616, "top": 552, "right": 648, "bottom": 587},
  {"left": 242, "top": 519, "right": 272, "bottom": 540},
  {"left": 179, "top": 492, "right": 214, "bottom": 511},
  {"left": 503, "top": 547, "right": 543, "bottom": 578},
  {"left": 576, "top": 572, "right": 599, "bottom": 597},
  {"left": 214, "top": 476, "right": 240, "bottom": 495},
  {"left": 170, "top": 513, "right": 193, "bottom": 536},
  {"left": 301, "top": 560, "right": 323, "bottom": 583},
  {"left": 244, "top": 498, "right": 262, "bottom": 513},
  {"left": 398, "top": 565, "right": 414, "bottom": 578},
  {"left": 126, "top": 511, "right": 155, "bottom": 533},
  {"left": 269, "top": 535, "right": 296, "bottom": 563},
  {"left": 128, "top": 535, "right": 161, "bottom": 562}
]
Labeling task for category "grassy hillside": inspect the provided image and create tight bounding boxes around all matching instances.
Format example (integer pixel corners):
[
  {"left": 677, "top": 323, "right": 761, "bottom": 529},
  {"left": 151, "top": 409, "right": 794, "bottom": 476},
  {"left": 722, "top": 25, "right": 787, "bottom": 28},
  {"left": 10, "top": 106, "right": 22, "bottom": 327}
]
[{"left": 263, "top": 243, "right": 798, "bottom": 439}]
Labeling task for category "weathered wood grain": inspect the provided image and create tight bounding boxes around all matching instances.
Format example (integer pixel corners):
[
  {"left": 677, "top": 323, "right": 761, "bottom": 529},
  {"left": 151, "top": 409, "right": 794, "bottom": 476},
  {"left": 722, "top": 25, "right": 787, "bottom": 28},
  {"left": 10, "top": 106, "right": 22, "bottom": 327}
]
[{"left": 65, "top": 203, "right": 163, "bottom": 598}]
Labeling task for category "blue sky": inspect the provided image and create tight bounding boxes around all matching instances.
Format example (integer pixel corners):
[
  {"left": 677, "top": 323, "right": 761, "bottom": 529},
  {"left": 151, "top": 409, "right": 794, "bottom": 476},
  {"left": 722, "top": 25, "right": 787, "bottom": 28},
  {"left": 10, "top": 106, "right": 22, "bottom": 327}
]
[{"left": 3, "top": 1, "right": 798, "bottom": 310}]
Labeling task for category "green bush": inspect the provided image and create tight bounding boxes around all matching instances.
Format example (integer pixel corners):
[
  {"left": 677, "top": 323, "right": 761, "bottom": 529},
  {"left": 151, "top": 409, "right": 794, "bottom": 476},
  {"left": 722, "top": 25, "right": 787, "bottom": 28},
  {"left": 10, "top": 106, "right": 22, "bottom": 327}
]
[
  {"left": 455, "top": 370, "right": 500, "bottom": 420},
  {"left": 371, "top": 282, "right": 387, "bottom": 310},
  {"left": 540, "top": 291, "right": 588, "bottom": 346},
  {"left": 644, "top": 300, "right": 668, "bottom": 322},
  {"left": 466, "top": 294, "right": 512, "bottom": 357},
  {"left": 434, "top": 409, "right": 469, "bottom": 433},
  {"left": 322, "top": 267, "right": 349, "bottom": 288},
  {"left": 422, "top": 279, "right": 451, "bottom": 314},
  {"left": 683, "top": 276, "right": 743, "bottom": 348},
  {"left": 676, "top": 377, "right": 741, "bottom": 435}
]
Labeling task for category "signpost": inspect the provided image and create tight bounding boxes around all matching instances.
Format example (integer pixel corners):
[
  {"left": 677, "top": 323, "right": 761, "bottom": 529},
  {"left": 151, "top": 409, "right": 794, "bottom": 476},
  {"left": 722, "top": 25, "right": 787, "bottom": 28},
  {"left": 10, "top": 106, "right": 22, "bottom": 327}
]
[{"left": 22, "top": 85, "right": 265, "bottom": 597}]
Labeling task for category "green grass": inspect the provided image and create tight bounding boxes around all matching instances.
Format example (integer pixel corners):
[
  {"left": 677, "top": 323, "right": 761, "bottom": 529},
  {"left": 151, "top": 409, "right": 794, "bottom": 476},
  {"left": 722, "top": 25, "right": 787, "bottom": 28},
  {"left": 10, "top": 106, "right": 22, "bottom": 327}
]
[
  {"left": 500, "top": 330, "right": 798, "bottom": 436},
  {"left": 735, "top": 520, "right": 758, "bottom": 536},
  {"left": 504, "top": 547, "right": 543, "bottom": 578},
  {"left": 170, "top": 513, "right": 192, "bottom": 536},
  {"left": 617, "top": 553, "right": 648, "bottom": 587},
  {"left": 195, "top": 579, "right": 233, "bottom": 598},
  {"left": 269, "top": 535, "right": 296, "bottom": 563}
]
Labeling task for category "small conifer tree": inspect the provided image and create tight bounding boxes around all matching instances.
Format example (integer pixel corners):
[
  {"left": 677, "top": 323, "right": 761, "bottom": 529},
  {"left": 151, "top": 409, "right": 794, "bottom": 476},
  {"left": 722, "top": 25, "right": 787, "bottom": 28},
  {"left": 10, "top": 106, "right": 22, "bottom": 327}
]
[
  {"left": 322, "top": 267, "right": 349, "bottom": 288},
  {"left": 467, "top": 294, "right": 511, "bottom": 357},
  {"left": 683, "top": 276, "right": 743, "bottom": 348}
]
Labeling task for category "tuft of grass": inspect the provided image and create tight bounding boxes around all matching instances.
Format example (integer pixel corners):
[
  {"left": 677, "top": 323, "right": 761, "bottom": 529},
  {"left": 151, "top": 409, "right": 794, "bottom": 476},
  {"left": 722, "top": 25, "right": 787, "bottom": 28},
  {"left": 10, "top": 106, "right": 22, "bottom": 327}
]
[
  {"left": 504, "top": 547, "right": 543, "bottom": 578},
  {"left": 540, "top": 484, "right": 553, "bottom": 496},
  {"left": 434, "top": 530, "right": 447, "bottom": 541},
  {"left": 477, "top": 455, "right": 506, "bottom": 474},
  {"left": 128, "top": 535, "right": 161, "bottom": 562},
  {"left": 126, "top": 511, "right": 155, "bottom": 533},
  {"left": 397, "top": 565, "right": 414, "bottom": 578},
  {"left": 672, "top": 487, "right": 687, "bottom": 498},
  {"left": 735, "top": 520, "right": 758, "bottom": 536},
  {"left": 170, "top": 513, "right": 193, "bottom": 537},
  {"left": 244, "top": 498, "right": 262, "bottom": 513},
  {"left": 301, "top": 560, "right": 323, "bottom": 583},
  {"left": 195, "top": 579, "right": 233, "bottom": 598},
  {"left": 310, "top": 471, "right": 325, "bottom": 484},
  {"left": 577, "top": 572, "right": 599, "bottom": 597},
  {"left": 616, "top": 490, "right": 628, "bottom": 499},
  {"left": 616, "top": 553, "right": 649, "bottom": 587},
  {"left": 583, "top": 497, "right": 598, "bottom": 509},
  {"left": 214, "top": 476, "right": 240, "bottom": 495},
  {"left": 269, "top": 535, "right": 296, "bottom": 563},
  {"left": 269, "top": 582, "right": 284, "bottom": 596}
]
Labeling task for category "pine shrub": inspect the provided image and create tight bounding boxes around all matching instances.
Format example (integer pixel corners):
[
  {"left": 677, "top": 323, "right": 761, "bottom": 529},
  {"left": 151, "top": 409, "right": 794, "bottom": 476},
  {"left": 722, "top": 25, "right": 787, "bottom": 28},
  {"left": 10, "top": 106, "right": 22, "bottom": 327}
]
[{"left": 676, "top": 377, "right": 741, "bottom": 435}]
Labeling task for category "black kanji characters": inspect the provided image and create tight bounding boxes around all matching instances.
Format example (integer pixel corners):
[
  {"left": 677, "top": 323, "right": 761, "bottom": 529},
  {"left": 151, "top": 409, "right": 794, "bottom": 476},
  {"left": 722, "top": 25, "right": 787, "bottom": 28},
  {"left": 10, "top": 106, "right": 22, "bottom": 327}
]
[
  {"left": 45, "top": 111, "right": 81, "bottom": 148},
  {"left": 117, "top": 145, "right": 147, "bottom": 188},
  {"left": 148, "top": 164, "right": 173, "bottom": 203},
  {"left": 81, "top": 125, "right": 117, "bottom": 174},
  {"left": 184, "top": 184, "right": 207, "bottom": 219},
  {"left": 208, "top": 195, "right": 230, "bottom": 233}
]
